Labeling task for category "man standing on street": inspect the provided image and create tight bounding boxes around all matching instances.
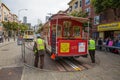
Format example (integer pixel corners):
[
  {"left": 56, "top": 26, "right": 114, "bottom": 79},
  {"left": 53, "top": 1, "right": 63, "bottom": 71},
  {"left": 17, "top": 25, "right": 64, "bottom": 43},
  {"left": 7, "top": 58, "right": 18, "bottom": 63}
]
[
  {"left": 33, "top": 34, "right": 45, "bottom": 69},
  {"left": 88, "top": 37, "right": 96, "bottom": 63}
]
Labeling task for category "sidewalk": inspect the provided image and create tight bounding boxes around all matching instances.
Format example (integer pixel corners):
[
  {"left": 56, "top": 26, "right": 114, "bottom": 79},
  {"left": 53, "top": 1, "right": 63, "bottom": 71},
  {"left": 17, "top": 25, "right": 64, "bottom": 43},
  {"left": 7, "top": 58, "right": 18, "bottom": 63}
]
[
  {"left": 0, "top": 39, "right": 16, "bottom": 47},
  {"left": 0, "top": 39, "right": 22, "bottom": 68}
]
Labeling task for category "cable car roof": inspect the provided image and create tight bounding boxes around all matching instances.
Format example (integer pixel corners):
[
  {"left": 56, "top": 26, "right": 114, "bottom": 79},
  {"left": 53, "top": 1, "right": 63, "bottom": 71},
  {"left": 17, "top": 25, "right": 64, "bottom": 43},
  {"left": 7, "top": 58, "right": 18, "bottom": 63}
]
[{"left": 50, "top": 13, "right": 89, "bottom": 23}]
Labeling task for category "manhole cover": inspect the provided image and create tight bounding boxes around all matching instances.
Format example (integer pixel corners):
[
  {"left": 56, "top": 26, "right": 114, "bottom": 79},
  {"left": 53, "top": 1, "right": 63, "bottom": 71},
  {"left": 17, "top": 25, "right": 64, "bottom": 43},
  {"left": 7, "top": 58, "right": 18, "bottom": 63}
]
[
  {"left": 0, "top": 49, "right": 9, "bottom": 51},
  {"left": 0, "top": 67, "right": 23, "bottom": 80}
]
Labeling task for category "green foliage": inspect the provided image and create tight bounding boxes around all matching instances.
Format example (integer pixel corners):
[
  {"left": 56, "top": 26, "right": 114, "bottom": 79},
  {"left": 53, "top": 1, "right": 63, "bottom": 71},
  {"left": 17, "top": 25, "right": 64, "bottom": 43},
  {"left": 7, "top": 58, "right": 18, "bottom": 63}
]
[
  {"left": 37, "top": 23, "right": 43, "bottom": 33},
  {"left": 19, "top": 24, "right": 29, "bottom": 32},
  {"left": 91, "top": 0, "right": 120, "bottom": 14},
  {"left": 2, "top": 21, "right": 10, "bottom": 31},
  {"left": 69, "top": 10, "right": 92, "bottom": 31},
  {"left": 11, "top": 22, "right": 18, "bottom": 31},
  {"left": 70, "top": 10, "right": 88, "bottom": 17},
  {"left": 91, "top": 0, "right": 104, "bottom": 14},
  {"left": 37, "top": 27, "right": 43, "bottom": 33}
]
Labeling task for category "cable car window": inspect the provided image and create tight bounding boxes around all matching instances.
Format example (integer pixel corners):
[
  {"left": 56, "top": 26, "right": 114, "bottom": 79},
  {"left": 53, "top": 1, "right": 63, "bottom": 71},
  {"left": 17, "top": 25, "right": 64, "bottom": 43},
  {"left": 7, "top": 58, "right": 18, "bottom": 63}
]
[
  {"left": 25, "top": 31, "right": 27, "bottom": 34},
  {"left": 52, "top": 25, "right": 56, "bottom": 35},
  {"left": 57, "top": 25, "right": 62, "bottom": 37},
  {"left": 74, "top": 26, "right": 81, "bottom": 37},
  {"left": 63, "top": 21, "right": 72, "bottom": 37}
]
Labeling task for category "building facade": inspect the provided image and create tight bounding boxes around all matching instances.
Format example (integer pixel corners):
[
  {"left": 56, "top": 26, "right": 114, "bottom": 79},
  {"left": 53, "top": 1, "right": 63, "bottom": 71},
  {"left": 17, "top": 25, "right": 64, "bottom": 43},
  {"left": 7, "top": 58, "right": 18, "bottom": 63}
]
[
  {"left": 12, "top": 14, "right": 18, "bottom": 22},
  {"left": 97, "top": 9, "right": 120, "bottom": 39},
  {"left": 82, "top": 0, "right": 100, "bottom": 39},
  {"left": 68, "top": 0, "right": 82, "bottom": 13},
  {"left": 1, "top": 3, "right": 10, "bottom": 22}
]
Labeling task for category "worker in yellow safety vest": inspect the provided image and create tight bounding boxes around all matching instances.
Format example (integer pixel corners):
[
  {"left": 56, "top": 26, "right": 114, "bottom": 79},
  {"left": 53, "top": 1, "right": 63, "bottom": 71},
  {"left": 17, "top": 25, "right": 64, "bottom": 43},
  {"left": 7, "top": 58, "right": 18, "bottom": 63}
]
[
  {"left": 88, "top": 37, "right": 96, "bottom": 63},
  {"left": 33, "top": 34, "right": 46, "bottom": 69}
]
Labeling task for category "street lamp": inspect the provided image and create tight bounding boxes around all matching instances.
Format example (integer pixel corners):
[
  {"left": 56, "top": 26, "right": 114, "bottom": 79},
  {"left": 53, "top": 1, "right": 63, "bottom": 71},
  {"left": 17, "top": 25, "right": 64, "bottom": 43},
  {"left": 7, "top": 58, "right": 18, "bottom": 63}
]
[
  {"left": 18, "top": 9, "right": 28, "bottom": 35},
  {"left": 18, "top": 9, "right": 28, "bottom": 21}
]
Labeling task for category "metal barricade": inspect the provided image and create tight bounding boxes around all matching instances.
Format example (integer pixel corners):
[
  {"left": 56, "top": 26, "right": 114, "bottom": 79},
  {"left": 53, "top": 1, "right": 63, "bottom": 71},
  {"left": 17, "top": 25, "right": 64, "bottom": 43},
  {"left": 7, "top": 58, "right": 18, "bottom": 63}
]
[{"left": 96, "top": 45, "right": 120, "bottom": 54}]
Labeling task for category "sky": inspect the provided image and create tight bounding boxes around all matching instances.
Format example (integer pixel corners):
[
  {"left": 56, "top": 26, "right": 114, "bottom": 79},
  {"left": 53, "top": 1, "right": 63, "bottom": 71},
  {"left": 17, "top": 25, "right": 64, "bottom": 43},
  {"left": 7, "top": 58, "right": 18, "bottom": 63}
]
[{"left": 2, "top": 0, "right": 71, "bottom": 26}]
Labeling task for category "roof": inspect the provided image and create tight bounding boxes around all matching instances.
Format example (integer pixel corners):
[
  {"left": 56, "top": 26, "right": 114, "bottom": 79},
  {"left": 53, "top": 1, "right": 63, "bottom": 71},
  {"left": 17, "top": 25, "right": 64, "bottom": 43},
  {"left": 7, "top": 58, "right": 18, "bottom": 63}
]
[
  {"left": 68, "top": 0, "right": 76, "bottom": 5},
  {"left": 2, "top": 3, "right": 10, "bottom": 11},
  {"left": 51, "top": 14, "right": 89, "bottom": 23}
]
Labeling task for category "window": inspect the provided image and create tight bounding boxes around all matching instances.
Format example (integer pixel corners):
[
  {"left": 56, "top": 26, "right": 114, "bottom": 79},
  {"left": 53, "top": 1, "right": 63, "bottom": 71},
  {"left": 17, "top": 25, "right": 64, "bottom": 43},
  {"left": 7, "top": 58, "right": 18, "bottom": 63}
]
[
  {"left": 80, "top": 0, "right": 82, "bottom": 7},
  {"left": 4, "top": 17, "right": 7, "bottom": 21},
  {"left": 94, "top": 16, "right": 100, "bottom": 25},
  {"left": 52, "top": 25, "right": 56, "bottom": 36},
  {"left": 85, "top": 0, "right": 90, "bottom": 5},
  {"left": 69, "top": 6, "right": 72, "bottom": 12},
  {"left": 57, "top": 25, "right": 62, "bottom": 37},
  {"left": 74, "top": 26, "right": 81, "bottom": 37},
  {"left": 63, "top": 21, "right": 72, "bottom": 37},
  {"left": 74, "top": 1, "right": 78, "bottom": 9},
  {"left": 85, "top": 8, "right": 90, "bottom": 15}
]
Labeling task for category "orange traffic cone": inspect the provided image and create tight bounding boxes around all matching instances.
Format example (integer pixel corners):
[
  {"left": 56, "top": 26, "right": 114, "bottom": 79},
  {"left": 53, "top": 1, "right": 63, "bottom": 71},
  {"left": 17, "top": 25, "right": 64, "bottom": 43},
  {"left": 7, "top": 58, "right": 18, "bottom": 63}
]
[{"left": 51, "top": 54, "right": 56, "bottom": 60}]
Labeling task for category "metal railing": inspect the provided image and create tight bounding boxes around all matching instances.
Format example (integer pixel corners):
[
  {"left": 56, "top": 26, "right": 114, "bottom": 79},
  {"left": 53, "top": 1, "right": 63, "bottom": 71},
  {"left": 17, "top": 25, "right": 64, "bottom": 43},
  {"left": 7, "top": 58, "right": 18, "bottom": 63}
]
[{"left": 96, "top": 45, "right": 120, "bottom": 54}]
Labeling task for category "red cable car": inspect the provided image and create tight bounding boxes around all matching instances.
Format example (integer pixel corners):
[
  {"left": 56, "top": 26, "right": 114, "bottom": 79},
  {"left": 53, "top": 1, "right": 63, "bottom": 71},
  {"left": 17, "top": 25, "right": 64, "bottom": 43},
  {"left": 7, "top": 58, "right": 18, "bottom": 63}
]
[{"left": 42, "top": 14, "right": 89, "bottom": 60}]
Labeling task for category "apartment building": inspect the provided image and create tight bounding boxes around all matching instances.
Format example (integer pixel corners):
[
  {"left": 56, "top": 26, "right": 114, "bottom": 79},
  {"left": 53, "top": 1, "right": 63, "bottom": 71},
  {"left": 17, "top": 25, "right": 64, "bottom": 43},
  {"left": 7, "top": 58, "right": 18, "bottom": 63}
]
[
  {"left": 68, "top": 0, "right": 82, "bottom": 13},
  {"left": 82, "top": 0, "right": 100, "bottom": 39},
  {"left": 1, "top": 3, "right": 10, "bottom": 22},
  {"left": 0, "top": 2, "right": 18, "bottom": 32},
  {"left": 13, "top": 14, "right": 18, "bottom": 22},
  {"left": 8, "top": 12, "right": 13, "bottom": 22}
]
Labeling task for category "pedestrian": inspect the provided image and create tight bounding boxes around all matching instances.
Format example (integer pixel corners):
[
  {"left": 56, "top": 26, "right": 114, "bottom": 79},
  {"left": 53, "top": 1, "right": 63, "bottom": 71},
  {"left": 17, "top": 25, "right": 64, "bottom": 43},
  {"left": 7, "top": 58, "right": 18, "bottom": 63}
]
[
  {"left": 97, "top": 37, "right": 103, "bottom": 50},
  {"left": 33, "top": 34, "right": 46, "bottom": 69},
  {"left": 88, "top": 37, "right": 96, "bottom": 63},
  {"left": 0, "top": 35, "right": 2, "bottom": 43}
]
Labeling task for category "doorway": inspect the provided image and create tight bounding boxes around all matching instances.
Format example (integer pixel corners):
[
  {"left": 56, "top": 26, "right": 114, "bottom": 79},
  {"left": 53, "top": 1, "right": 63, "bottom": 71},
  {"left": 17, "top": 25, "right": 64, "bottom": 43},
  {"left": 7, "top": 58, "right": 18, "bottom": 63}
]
[{"left": 104, "top": 31, "right": 114, "bottom": 39}]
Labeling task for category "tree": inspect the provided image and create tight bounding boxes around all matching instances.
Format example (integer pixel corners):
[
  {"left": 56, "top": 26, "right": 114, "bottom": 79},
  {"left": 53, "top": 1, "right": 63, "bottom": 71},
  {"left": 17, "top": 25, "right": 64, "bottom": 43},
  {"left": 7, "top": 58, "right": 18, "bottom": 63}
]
[
  {"left": 70, "top": 10, "right": 88, "bottom": 17},
  {"left": 2, "top": 21, "right": 13, "bottom": 37},
  {"left": 12, "top": 22, "right": 18, "bottom": 31},
  {"left": 2, "top": 21, "right": 11, "bottom": 31},
  {"left": 19, "top": 24, "right": 29, "bottom": 33},
  {"left": 37, "top": 23, "right": 43, "bottom": 33},
  {"left": 91, "top": 0, "right": 120, "bottom": 19}
]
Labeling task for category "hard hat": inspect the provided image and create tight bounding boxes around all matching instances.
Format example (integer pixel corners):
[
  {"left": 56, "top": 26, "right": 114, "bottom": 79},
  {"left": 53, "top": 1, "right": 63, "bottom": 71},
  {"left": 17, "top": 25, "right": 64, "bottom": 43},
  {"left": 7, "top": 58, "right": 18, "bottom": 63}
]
[{"left": 36, "top": 34, "right": 41, "bottom": 38}]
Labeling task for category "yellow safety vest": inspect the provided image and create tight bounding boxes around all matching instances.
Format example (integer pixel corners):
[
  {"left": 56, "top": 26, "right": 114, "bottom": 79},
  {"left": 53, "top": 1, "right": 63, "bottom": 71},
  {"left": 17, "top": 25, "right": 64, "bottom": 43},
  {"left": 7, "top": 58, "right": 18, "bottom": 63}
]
[
  {"left": 37, "top": 38, "right": 45, "bottom": 50},
  {"left": 89, "top": 39, "right": 95, "bottom": 50}
]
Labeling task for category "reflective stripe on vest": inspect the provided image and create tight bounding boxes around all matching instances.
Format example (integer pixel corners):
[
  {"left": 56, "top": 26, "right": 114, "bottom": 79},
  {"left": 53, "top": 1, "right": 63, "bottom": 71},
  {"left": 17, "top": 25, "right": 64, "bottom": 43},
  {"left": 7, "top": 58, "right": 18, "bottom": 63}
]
[
  {"left": 37, "top": 38, "right": 45, "bottom": 50},
  {"left": 89, "top": 40, "right": 95, "bottom": 50}
]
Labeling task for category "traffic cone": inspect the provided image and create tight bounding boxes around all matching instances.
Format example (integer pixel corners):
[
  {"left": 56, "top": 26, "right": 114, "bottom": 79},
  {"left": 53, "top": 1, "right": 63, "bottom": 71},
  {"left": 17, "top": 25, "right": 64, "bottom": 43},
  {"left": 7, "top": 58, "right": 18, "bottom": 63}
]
[{"left": 51, "top": 54, "right": 56, "bottom": 60}]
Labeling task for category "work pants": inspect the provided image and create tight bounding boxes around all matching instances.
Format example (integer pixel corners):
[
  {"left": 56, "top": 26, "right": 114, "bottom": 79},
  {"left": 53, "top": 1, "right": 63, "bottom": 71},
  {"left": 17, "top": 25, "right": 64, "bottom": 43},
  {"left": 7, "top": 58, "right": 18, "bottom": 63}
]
[
  {"left": 34, "top": 52, "right": 44, "bottom": 69},
  {"left": 89, "top": 50, "right": 95, "bottom": 63}
]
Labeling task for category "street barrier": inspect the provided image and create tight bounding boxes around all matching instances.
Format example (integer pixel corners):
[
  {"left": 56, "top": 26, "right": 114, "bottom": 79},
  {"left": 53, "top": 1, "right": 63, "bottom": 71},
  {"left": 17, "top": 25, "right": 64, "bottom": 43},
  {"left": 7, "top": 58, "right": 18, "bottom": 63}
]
[{"left": 96, "top": 45, "right": 120, "bottom": 54}]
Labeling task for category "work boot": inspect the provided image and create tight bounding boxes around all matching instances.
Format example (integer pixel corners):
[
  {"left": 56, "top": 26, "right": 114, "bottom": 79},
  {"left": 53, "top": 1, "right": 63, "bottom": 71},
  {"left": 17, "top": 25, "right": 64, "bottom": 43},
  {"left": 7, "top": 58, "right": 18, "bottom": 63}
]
[{"left": 40, "top": 66, "right": 43, "bottom": 69}]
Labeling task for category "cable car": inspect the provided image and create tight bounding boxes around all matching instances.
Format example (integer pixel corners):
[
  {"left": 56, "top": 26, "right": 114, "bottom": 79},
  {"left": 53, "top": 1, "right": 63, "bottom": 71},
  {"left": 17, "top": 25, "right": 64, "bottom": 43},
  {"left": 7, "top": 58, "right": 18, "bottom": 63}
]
[
  {"left": 23, "top": 30, "right": 34, "bottom": 41},
  {"left": 42, "top": 14, "right": 89, "bottom": 59}
]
